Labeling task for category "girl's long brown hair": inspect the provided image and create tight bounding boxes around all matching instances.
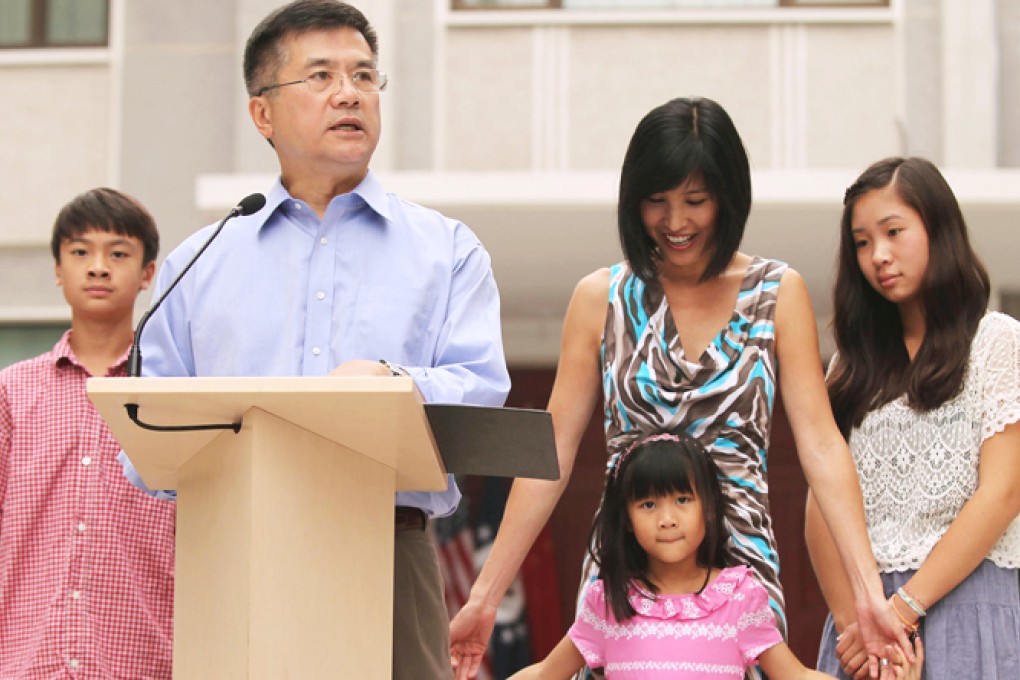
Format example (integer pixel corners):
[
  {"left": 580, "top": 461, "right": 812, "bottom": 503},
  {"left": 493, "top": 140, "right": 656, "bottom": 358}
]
[{"left": 828, "top": 157, "right": 989, "bottom": 435}]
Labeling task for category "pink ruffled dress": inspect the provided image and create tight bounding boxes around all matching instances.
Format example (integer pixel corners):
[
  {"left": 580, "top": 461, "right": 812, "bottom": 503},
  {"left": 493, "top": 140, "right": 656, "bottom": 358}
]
[{"left": 568, "top": 566, "right": 783, "bottom": 679}]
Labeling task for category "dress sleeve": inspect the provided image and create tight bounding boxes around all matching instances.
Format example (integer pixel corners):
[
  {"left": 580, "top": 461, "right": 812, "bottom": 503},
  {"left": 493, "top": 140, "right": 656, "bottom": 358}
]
[
  {"left": 567, "top": 580, "right": 608, "bottom": 670},
  {"left": 977, "top": 313, "right": 1020, "bottom": 442},
  {"left": 735, "top": 575, "right": 784, "bottom": 665}
]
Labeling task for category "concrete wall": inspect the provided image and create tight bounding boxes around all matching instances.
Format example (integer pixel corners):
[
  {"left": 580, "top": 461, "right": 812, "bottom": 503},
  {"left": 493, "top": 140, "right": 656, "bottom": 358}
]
[{"left": 438, "top": 19, "right": 902, "bottom": 173}]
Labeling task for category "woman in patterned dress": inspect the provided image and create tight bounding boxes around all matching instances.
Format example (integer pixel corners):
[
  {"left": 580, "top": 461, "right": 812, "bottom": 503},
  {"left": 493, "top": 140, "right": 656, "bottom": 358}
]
[
  {"left": 806, "top": 157, "right": 1020, "bottom": 679},
  {"left": 450, "top": 97, "right": 908, "bottom": 680}
]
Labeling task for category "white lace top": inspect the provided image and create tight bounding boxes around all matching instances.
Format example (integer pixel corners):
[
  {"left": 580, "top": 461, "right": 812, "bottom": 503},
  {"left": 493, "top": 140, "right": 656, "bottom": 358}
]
[{"left": 843, "top": 312, "right": 1020, "bottom": 572}]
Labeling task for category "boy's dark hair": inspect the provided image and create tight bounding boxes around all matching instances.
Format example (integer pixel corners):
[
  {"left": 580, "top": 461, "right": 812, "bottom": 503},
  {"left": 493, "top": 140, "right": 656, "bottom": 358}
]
[
  {"left": 50, "top": 187, "right": 159, "bottom": 265},
  {"left": 618, "top": 96, "right": 752, "bottom": 285},
  {"left": 243, "top": 0, "right": 379, "bottom": 97},
  {"left": 590, "top": 431, "right": 730, "bottom": 621},
  {"left": 828, "top": 157, "right": 990, "bottom": 435}
]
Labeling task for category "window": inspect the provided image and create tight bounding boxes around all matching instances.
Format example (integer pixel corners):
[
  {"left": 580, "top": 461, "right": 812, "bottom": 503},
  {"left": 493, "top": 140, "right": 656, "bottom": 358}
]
[
  {"left": 0, "top": 324, "right": 67, "bottom": 369},
  {"left": 453, "top": 0, "right": 560, "bottom": 7},
  {"left": 0, "top": 0, "right": 109, "bottom": 49},
  {"left": 452, "top": 0, "right": 888, "bottom": 8},
  {"left": 779, "top": 0, "right": 887, "bottom": 5}
]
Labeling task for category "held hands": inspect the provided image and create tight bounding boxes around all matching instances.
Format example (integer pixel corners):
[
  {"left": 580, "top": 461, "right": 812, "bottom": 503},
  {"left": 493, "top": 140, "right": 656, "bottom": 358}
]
[
  {"left": 878, "top": 637, "right": 925, "bottom": 680},
  {"left": 449, "top": 598, "right": 499, "bottom": 680},
  {"left": 854, "top": 591, "right": 915, "bottom": 677},
  {"left": 838, "top": 623, "right": 923, "bottom": 680},
  {"left": 835, "top": 623, "right": 870, "bottom": 680}
]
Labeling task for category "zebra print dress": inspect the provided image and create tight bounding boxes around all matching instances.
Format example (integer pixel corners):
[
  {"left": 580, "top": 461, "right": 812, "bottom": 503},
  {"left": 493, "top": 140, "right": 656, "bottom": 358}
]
[{"left": 577, "top": 256, "right": 788, "bottom": 679}]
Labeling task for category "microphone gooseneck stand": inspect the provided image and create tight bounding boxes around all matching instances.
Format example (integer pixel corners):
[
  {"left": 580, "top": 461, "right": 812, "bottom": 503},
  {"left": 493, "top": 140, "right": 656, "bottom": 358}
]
[{"left": 125, "top": 193, "right": 267, "bottom": 433}]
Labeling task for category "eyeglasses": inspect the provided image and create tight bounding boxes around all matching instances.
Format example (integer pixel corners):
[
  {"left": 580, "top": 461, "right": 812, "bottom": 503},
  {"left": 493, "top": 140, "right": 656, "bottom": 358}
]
[{"left": 255, "top": 68, "right": 389, "bottom": 97}]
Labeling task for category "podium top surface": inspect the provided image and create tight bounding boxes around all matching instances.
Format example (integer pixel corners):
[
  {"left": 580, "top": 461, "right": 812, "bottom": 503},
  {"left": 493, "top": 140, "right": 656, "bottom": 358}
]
[
  {"left": 89, "top": 375, "right": 417, "bottom": 397},
  {"left": 88, "top": 376, "right": 447, "bottom": 492}
]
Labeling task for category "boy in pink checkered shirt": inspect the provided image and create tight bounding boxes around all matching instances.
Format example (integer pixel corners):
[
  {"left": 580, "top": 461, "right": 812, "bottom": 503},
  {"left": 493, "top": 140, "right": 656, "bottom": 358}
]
[{"left": 0, "top": 188, "right": 176, "bottom": 679}]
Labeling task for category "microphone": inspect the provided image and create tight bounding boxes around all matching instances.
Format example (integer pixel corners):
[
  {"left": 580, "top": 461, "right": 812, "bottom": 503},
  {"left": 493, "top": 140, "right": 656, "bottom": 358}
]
[
  {"left": 123, "top": 193, "right": 265, "bottom": 434},
  {"left": 126, "top": 192, "right": 265, "bottom": 378}
]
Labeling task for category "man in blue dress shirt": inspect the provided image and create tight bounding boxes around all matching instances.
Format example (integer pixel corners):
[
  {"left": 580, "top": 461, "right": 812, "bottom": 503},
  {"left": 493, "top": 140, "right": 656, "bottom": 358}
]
[{"left": 120, "top": 1, "right": 510, "bottom": 677}]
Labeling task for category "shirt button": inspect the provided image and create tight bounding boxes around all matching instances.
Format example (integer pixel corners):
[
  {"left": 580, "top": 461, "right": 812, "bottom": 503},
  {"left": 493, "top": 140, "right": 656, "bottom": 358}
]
[
  {"left": 320, "top": 237, "right": 328, "bottom": 245},
  {"left": 316, "top": 291, "right": 325, "bottom": 300},
  {"left": 71, "top": 590, "right": 81, "bottom": 600},
  {"left": 312, "top": 347, "right": 321, "bottom": 356},
  {"left": 70, "top": 660, "right": 79, "bottom": 669},
  {"left": 77, "top": 522, "right": 86, "bottom": 532},
  {"left": 81, "top": 456, "right": 91, "bottom": 466},
  {"left": 294, "top": 202, "right": 302, "bottom": 210}
]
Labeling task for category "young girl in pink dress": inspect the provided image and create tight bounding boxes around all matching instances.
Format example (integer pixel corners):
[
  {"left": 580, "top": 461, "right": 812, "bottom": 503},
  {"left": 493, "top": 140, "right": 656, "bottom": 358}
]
[{"left": 509, "top": 432, "right": 922, "bottom": 680}]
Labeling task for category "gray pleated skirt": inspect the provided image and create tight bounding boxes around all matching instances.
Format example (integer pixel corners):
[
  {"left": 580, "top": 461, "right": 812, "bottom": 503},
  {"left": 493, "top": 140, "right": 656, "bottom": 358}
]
[{"left": 816, "top": 560, "right": 1020, "bottom": 680}]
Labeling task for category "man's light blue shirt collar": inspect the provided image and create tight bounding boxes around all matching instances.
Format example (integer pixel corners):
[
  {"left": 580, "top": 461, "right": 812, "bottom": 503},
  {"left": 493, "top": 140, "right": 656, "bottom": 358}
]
[{"left": 259, "top": 170, "right": 393, "bottom": 229}]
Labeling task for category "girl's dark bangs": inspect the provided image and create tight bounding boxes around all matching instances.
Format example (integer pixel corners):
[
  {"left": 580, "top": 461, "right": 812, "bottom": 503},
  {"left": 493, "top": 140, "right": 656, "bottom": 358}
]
[{"left": 623, "top": 444, "right": 695, "bottom": 500}]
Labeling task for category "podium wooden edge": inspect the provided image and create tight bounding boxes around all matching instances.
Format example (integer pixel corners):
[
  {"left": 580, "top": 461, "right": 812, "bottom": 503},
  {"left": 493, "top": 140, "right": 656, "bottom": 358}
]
[{"left": 87, "top": 376, "right": 448, "bottom": 493}]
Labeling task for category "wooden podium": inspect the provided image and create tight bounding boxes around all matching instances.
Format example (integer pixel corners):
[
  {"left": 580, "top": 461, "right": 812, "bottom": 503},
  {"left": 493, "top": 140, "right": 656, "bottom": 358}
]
[{"left": 88, "top": 376, "right": 448, "bottom": 680}]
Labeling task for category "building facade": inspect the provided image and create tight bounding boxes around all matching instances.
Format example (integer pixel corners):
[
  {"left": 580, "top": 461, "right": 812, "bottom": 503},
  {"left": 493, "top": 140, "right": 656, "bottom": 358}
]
[{"left": 3, "top": 0, "right": 1020, "bottom": 364}]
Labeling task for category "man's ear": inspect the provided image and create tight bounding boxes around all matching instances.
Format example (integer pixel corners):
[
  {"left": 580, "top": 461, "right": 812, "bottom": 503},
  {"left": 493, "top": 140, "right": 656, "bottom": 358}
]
[{"left": 249, "top": 96, "right": 274, "bottom": 142}]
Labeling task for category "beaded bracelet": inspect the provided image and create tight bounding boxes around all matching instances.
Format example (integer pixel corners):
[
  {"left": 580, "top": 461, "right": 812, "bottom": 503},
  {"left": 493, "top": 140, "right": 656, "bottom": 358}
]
[
  {"left": 896, "top": 586, "right": 927, "bottom": 618},
  {"left": 901, "top": 585, "right": 928, "bottom": 611}
]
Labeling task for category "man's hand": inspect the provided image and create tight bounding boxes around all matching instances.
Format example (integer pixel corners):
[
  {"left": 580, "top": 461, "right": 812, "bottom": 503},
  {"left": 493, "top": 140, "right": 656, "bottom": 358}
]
[
  {"left": 449, "top": 598, "right": 498, "bottom": 680},
  {"left": 329, "top": 359, "right": 391, "bottom": 377}
]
